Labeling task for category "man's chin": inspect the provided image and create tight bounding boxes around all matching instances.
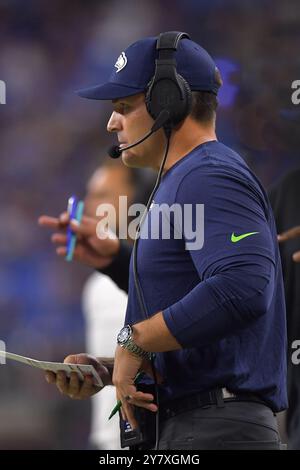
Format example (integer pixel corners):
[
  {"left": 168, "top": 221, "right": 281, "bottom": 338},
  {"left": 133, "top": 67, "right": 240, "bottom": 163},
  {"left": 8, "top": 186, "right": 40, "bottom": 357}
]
[{"left": 121, "top": 151, "right": 144, "bottom": 168}]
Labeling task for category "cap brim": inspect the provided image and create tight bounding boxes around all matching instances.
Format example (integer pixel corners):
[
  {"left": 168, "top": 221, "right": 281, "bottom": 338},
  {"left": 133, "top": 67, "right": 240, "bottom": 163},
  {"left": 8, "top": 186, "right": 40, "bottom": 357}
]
[{"left": 76, "top": 82, "right": 144, "bottom": 100}]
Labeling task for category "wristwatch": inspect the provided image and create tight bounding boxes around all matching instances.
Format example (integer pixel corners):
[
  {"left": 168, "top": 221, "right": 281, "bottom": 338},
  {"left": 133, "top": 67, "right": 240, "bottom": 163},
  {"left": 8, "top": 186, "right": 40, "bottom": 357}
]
[{"left": 117, "top": 325, "right": 152, "bottom": 360}]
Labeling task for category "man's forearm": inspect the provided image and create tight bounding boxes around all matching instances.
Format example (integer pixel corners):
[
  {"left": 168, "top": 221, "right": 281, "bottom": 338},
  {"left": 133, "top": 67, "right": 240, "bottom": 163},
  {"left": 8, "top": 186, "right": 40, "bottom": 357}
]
[{"left": 132, "top": 312, "right": 182, "bottom": 352}]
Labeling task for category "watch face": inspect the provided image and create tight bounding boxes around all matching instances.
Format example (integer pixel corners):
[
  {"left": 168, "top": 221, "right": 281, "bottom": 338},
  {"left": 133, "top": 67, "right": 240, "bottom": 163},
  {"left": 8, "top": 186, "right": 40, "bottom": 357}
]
[{"left": 117, "top": 325, "right": 131, "bottom": 345}]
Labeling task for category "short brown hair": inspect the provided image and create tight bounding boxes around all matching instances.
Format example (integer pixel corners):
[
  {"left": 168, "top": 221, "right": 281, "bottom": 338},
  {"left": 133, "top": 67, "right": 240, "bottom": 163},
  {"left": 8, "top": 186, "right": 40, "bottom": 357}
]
[{"left": 190, "top": 68, "right": 223, "bottom": 123}]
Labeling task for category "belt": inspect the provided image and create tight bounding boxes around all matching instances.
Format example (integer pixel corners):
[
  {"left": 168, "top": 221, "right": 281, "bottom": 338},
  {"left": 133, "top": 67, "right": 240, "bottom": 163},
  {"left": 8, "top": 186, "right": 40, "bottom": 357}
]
[{"left": 159, "top": 388, "right": 271, "bottom": 423}]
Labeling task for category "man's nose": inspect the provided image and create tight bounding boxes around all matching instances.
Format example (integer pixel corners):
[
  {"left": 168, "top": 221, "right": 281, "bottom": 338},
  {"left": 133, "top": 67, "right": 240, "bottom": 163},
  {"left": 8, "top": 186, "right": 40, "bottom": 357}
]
[{"left": 107, "top": 111, "right": 122, "bottom": 133}]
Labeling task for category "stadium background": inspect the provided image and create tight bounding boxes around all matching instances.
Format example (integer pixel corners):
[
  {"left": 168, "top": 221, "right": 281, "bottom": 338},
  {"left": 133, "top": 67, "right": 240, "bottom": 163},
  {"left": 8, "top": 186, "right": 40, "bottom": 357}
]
[{"left": 0, "top": 0, "right": 299, "bottom": 448}]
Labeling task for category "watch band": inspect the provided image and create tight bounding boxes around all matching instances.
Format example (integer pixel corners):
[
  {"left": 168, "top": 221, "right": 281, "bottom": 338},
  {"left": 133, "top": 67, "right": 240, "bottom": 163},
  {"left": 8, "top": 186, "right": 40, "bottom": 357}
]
[
  {"left": 122, "top": 337, "right": 152, "bottom": 360},
  {"left": 118, "top": 325, "right": 152, "bottom": 360}
]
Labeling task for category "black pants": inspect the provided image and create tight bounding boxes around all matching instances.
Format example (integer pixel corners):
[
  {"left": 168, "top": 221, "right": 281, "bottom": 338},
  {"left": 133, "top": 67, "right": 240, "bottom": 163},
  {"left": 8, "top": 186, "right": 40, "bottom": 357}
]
[{"left": 156, "top": 401, "right": 283, "bottom": 450}]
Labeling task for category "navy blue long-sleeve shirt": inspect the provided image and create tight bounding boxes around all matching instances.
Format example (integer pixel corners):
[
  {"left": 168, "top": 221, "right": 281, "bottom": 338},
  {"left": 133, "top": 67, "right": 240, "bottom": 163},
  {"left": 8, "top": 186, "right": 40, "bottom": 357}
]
[{"left": 124, "top": 140, "right": 288, "bottom": 412}]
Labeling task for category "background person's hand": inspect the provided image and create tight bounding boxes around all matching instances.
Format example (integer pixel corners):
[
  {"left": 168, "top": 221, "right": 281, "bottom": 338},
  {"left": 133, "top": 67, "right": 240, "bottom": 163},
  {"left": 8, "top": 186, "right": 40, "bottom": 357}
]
[
  {"left": 38, "top": 212, "right": 120, "bottom": 269},
  {"left": 278, "top": 226, "right": 300, "bottom": 262},
  {"left": 45, "top": 353, "right": 111, "bottom": 400}
]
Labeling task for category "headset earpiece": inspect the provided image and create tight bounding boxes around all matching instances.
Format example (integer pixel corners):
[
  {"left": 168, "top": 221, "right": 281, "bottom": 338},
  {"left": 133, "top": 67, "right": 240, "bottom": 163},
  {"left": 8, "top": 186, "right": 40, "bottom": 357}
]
[{"left": 145, "top": 32, "right": 192, "bottom": 131}]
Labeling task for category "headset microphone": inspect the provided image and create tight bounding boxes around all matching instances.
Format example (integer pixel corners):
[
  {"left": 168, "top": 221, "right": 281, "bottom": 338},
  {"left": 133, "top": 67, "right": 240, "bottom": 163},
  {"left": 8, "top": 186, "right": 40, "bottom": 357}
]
[{"left": 108, "top": 109, "right": 170, "bottom": 159}]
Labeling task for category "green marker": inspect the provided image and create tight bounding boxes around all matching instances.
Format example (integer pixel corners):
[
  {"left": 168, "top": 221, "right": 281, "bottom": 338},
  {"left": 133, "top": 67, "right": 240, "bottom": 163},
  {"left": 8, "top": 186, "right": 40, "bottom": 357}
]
[{"left": 108, "top": 372, "right": 144, "bottom": 420}]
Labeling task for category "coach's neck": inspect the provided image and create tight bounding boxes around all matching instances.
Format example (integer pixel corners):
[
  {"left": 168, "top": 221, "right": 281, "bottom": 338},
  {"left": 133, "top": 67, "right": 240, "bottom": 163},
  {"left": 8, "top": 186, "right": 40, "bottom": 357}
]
[{"left": 161, "top": 116, "right": 217, "bottom": 173}]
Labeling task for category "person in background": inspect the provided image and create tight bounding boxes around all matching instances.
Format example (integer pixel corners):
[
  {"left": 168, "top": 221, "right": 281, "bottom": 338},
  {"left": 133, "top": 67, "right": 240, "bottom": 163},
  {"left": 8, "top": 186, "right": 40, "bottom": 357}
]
[
  {"left": 41, "top": 160, "right": 152, "bottom": 449},
  {"left": 83, "top": 161, "right": 153, "bottom": 449},
  {"left": 269, "top": 168, "right": 300, "bottom": 449},
  {"left": 83, "top": 161, "right": 136, "bottom": 449}
]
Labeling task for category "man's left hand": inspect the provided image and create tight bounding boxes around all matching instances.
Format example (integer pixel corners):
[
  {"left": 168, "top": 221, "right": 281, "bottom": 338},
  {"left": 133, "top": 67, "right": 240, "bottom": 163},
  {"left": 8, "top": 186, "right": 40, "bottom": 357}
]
[{"left": 112, "top": 346, "right": 158, "bottom": 429}]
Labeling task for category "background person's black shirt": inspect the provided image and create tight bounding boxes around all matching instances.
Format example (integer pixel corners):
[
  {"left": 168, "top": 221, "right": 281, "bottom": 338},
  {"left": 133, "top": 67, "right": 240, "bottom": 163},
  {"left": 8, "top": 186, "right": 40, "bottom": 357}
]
[{"left": 269, "top": 168, "right": 300, "bottom": 448}]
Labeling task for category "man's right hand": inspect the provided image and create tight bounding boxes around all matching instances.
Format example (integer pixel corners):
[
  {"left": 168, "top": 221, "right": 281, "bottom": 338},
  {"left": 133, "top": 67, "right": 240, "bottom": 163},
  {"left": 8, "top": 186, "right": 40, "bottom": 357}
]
[
  {"left": 45, "top": 353, "right": 112, "bottom": 400},
  {"left": 38, "top": 212, "right": 120, "bottom": 269}
]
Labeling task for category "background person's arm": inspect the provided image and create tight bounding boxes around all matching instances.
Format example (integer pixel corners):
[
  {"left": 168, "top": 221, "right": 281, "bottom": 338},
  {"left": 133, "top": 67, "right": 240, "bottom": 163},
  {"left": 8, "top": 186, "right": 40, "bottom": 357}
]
[
  {"left": 268, "top": 169, "right": 300, "bottom": 262},
  {"left": 39, "top": 212, "right": 132, "bottom": 290},
  {"left": 278, "top": 227, "right": 300, "bottom": 262},
  {"left": 101, "top": 240, "right": 132, "bottom": 292}
]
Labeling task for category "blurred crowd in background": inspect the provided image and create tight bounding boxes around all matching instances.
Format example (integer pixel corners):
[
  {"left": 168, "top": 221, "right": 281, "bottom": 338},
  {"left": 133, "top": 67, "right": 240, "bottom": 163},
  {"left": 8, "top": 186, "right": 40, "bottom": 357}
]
[{"left": 0, "top": 0, "right": 299, "bottom": 449}]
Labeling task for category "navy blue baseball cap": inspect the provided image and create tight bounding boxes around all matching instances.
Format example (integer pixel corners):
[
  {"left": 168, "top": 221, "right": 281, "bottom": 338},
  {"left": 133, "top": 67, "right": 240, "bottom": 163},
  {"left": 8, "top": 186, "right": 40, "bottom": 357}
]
[{"left": 77, "top": 35, "right": 221, "bottom": 100}]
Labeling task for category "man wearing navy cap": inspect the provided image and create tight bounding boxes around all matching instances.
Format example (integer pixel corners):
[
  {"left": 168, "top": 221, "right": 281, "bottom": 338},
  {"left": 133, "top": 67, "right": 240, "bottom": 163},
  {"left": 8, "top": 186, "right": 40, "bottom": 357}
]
[{"left": 43, "top": 32, "right": 287, "bottom": 450}]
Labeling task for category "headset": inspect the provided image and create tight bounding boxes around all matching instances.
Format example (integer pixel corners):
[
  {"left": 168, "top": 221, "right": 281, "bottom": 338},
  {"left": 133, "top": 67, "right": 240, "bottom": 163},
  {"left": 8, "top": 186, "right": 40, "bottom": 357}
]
[{"left": 145, "top": 31, "right": 192, "bottom": 133}]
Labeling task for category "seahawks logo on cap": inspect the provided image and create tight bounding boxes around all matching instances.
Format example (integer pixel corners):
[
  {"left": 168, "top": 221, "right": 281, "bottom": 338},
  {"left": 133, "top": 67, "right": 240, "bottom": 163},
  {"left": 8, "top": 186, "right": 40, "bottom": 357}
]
[{"left": 114, "top": 52, "right": 127, "bottom": 73}]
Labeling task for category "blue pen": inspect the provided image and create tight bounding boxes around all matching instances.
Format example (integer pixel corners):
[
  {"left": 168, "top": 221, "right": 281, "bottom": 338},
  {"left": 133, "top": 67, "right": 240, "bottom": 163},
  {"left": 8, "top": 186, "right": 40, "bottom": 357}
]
[{"left": 65, "top": 197, "right": 84, "bottom": 262}]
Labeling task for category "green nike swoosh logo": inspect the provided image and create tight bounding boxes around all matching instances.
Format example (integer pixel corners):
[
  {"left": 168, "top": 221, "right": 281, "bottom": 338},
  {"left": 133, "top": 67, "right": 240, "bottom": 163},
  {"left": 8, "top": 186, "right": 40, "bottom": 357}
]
[{"left": 231, "top": 231, "right": 259, "bottom": 243}]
